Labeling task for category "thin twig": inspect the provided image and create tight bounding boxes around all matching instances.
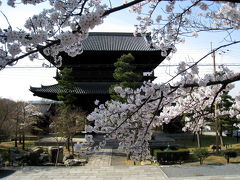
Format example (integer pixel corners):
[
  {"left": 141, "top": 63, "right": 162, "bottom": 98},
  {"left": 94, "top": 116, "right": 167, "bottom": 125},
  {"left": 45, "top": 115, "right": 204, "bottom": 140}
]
[
  {"left": 0, "top": 11, "right": 12, "bottom": 29},
  {"left": 165, "top": 40, "right": 240, "bottom": 85}
]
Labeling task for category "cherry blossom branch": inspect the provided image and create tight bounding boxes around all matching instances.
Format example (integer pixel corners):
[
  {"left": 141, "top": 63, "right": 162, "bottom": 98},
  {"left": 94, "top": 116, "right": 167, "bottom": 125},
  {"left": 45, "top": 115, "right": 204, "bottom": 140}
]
[
  {"left": 182, "top": 73, "right": 240, "bottom": 88},
  {"left": 165, "top": 40, "right": 240, "bottom": 85},
  {"left": 143, "top": 92, "right": 164, "bottom": 138},
  {"left": 108, "top": 95, "right": 151, "bottom": 135},
  {"left": 210, "top": 84, "right": 227, "bottom": 111},
  {"left": 0, "top": 40, "right": 60, "bottom": 70},
  {"left": 79, "top": 0, "right": 88, "bottom": 16}
]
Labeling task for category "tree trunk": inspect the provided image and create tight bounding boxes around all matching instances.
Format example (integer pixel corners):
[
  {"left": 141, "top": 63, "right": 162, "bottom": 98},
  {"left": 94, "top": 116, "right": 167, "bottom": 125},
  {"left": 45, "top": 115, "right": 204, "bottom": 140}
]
[
  {"left": 22, "top": 132, "right": 25, "bottom": 150},
  {"left": 67, "top": 137, "right": 70, "bottom": 153},
  {"left": 15, "top": 130, "right": 18, "bottom": 148},
  {"left": 220, "top": 133, "right": 224, "bottom": 146},
  {"left": 127, "top": 153, "right": 131, "bottom": 160},
  {"left": 19, "top": 135, "right": 22, "bottom": 144},
  {"left": 192, "top": 132, "right": 196, "bottom": 142},
  {"left": 215, "top": 119, "right": 220, "bottom": 153},
  {"left": 14, "top": 137, "right": 18, "bottom": 148},
  {"left": 71, "top": 137, "right": 74, "bottom": 155},
  {"left": 196, "top": 131, "right": 201, "bottom": 148},
  {"left": 219, "top": 124, "right": 224, "bottom": 146},
  {"left": 227, "top": 157, "right": 230, "bottom": 164},
  {"left": 215, "top": 130, "right": 220, "bottom": 153}
]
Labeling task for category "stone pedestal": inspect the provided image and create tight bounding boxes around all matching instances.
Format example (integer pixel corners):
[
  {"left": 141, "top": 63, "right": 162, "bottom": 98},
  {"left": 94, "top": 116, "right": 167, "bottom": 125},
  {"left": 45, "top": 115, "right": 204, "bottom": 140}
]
[{"left": 48, "top": 146, "right": 63, "bottom": 163}]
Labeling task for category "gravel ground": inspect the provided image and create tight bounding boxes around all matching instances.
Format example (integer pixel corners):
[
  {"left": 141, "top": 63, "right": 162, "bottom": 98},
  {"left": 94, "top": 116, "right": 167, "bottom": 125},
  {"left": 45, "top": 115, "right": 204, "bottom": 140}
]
[{"left": 161, "top": 164, "right": 240, "bottom": 177}]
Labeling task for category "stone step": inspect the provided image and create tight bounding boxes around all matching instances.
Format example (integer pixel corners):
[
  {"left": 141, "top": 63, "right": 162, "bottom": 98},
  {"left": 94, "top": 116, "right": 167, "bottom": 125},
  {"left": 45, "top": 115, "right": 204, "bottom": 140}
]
[{"left": 5, "top": 165, "right": 168, "bottom": 180}]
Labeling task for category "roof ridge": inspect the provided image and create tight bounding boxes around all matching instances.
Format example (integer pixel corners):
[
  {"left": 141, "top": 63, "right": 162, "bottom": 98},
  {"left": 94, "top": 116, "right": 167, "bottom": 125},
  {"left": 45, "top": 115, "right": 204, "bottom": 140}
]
[{"left": 89, "top": 32, "right": 138, "bottom": 37}]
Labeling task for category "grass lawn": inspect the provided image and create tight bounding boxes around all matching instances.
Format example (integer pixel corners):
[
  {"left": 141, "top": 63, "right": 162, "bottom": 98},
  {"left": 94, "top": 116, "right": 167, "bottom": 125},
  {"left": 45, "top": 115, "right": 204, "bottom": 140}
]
[
  {"left": 154, "top": 134, "right": 240, "bottom": 165},
  {"left": 0, "top": 140, "right": 36, "bottom": 151},
  {"left": 174, "top": 134, "right": 240, "bottom": 148}
]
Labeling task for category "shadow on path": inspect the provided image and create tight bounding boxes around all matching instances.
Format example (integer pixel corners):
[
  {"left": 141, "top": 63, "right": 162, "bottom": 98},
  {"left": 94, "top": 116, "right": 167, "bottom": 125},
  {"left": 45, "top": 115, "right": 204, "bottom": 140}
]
[
  {"left": 111, "top": 149, "right": 129, "bottom": 166},
  {"left": 0, "top": 168, "right": 16, "bottom": 178}
]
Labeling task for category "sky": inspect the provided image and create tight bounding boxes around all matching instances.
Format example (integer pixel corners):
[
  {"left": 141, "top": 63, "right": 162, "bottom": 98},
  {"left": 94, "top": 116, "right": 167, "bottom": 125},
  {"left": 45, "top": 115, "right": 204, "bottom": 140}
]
[{"left": 0, "top": 1, "right": 240, "bottom": 102}]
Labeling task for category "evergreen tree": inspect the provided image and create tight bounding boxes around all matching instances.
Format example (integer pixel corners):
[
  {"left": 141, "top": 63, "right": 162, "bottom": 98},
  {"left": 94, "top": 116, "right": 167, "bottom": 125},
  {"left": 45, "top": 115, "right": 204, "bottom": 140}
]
[
  {"left": 218, "top": 92, "right": 240, "bottom": 136},
  {"left": 109, "top": 53, "right": 142, "bottom": 102},
  {"left": 57, "top": 68, "right": 76, "bottom": 107},
  {"left": 53, "top": 68, "right": 85, "bottom": 153}
]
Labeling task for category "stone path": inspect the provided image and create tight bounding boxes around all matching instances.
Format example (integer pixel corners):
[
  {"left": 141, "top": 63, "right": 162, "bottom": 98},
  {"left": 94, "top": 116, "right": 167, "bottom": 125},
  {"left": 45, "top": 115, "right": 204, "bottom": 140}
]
[
  {"left": 86, "top": 149, "right": 112, "bottom": 167},
  {"left": 1, "top": 165, "right": 168, "bottom": 180},
  {"left": 162, "top": 164, "right": 240, "bottom": 180},
  {"left": 1, "top": 148, "right": 168, "bottom": 180}
]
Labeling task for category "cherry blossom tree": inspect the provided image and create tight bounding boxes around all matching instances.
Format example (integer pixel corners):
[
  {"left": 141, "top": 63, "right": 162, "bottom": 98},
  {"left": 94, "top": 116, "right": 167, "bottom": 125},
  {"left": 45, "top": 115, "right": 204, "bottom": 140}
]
[
  {"left": 1, "top": 0, "right": 240, "bottom": 160},
  {"left": 85, "top": 64, "right": 239, "bottom": 161},
  {"left": 0, "top": 0, "right": 239, "bottom": 69},
  {"left": 0, "top": 98, "right": 16, "bottom": 141},
  {"left": 13, "top": 101, "right": 42, "bottom": 150}
]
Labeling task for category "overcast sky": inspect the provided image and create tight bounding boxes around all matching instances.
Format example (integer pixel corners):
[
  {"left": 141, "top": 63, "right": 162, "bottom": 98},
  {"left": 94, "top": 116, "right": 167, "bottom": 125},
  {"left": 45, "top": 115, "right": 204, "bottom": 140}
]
[{"left": 0, "top": 1, "right": 239, "bottom": 102}]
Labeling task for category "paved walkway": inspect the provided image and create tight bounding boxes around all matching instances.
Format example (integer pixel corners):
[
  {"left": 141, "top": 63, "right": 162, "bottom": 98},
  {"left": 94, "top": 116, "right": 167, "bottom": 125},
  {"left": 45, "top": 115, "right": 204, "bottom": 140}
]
[
  {"left": 2, "top": 147, "right": 240, "bottom": 180},
  {"left": 162, "top": 164, "right": 240, "bottom": 180},
  {"left": 1, "top": 165, "right": 168, "bottom": 180},
  {"left": 1, "top": 148, "right": 168, "bottom": 180},
  {"left": 85, "top": 149, "right": 112, "bottom": 167}
]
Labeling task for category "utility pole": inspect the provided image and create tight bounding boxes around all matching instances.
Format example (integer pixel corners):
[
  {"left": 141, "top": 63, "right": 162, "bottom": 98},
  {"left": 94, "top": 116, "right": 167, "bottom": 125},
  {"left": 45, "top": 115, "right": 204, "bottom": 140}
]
[{"left": 211, "top": 43, "right": 216, "bottom": 73}]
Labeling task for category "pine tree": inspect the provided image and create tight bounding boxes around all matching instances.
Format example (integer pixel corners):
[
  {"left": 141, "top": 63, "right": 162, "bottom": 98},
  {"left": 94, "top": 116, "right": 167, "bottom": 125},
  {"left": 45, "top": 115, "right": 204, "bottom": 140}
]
[
  {"left": 57, "top": 68, "right": 76, "bottom": 107},
  {"left": 109, "top": 53, "right": 142, "bottom": 102},
  {"left": 54, "top": 68, "right": 85, "bottom": 153},
  {"left": 218, "top": 92, "right": 239, "bottom": 136}
]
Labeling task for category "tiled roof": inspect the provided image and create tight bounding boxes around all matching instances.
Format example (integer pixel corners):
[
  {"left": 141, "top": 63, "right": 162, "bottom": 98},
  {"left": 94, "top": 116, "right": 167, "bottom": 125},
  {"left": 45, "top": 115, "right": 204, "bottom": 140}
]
[
  {"left": 82, "top": 32, "right": 159, "bottom": 51},
  {"left": 30, "top": 82, "right": 116, "bottom": 95}
]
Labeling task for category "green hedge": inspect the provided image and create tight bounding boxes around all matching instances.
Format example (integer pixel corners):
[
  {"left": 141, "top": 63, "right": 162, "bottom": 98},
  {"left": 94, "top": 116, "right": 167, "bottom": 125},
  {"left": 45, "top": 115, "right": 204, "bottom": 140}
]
[
  {"left": 150, "top": 145, "right": 179, "bottom": 155},
  {"left": 154, "top": 149, "right": 190, "bottom": 164}
]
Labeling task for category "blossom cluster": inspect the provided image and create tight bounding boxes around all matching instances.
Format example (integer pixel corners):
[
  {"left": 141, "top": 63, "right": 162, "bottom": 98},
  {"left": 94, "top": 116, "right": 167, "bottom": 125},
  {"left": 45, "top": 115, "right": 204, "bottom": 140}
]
[
  {"left": 213, "top": 3, "right": 240, "bottom": 29},
  {"left": 132, "top": 1, "right": 239, "bottom": 60},
  {"left": 0, "top": 0, "right": 106, "bottom": 69},
  {"left": 1, "top": 1, "right": 240, "bottom": 69},
  {"left": 82, "top": 62, "right": 238, "bottom": 161}
]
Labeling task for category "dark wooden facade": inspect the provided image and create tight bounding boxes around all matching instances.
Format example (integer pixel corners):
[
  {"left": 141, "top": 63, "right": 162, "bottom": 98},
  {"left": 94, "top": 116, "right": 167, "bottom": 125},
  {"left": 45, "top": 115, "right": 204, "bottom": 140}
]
[{"left": 30, "top": 32, "right": 168, "bottom": 111}]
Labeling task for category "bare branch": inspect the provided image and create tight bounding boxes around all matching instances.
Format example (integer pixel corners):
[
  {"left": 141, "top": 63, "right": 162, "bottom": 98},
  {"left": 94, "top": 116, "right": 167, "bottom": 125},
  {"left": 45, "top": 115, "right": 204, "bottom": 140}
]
[
  {"left": 102, "top": 0, "right": 145, "bottom": 17},
  {"left": 165, "top": 40, "right": 240, "bottom": 85},
  {"left": 0, "top": 11, "right": 12, "bottom": 29}
]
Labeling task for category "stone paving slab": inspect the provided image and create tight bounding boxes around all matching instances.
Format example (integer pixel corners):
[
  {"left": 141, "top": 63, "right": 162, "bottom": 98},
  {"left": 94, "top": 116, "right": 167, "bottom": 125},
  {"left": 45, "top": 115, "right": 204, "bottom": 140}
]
[
  {"left": 161, "top": 164, "right": 240, "bottom": 178},
  {"left": 1, "top": 166, "right": 168, "bottom": 180},
  {"left": 86, "top": 149, "right": 112, "bottom": 167},
  {"left": 169, "top": 175, "right": 240, "bottom": 180}
]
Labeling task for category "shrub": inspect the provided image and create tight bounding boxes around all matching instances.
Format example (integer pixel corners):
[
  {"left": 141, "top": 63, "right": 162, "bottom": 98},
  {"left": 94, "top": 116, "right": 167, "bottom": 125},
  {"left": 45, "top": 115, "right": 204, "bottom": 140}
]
[
  {"left": 210, "top": 145, "right": 221, "bottom": 152},
  {"left": 223, "top": 149, "right": 237, "bottom": 164},
  {"left": 150, "top": 145, "right": 179, "bottom": 155},
  {"left": 155, "top": 149, "right": 190, "bottom": 164},
  {"left": 1, "top": 151, "right": 10, "bottom": 162},
  {"left": 193, "top": 148, "right": 209, "bottom": 165}
]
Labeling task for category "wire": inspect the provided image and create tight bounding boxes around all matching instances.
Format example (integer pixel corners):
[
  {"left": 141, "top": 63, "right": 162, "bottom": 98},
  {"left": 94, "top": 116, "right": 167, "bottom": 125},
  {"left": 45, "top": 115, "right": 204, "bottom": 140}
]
[{"left": 3, "top": 64, "right": 240, "bottom": 68}]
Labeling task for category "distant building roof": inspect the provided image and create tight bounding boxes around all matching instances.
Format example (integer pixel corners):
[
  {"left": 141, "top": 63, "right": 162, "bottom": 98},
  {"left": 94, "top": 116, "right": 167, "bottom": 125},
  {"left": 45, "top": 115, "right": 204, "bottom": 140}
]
[
  {"left": 82, "top": 32, "right": 157, "bottom": 52},
  {"left": 30, "top": 82, "right": 115, "bottom": 96},
  {"left": 40, "top": 32, "right": 167, "bottom": 68}
]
